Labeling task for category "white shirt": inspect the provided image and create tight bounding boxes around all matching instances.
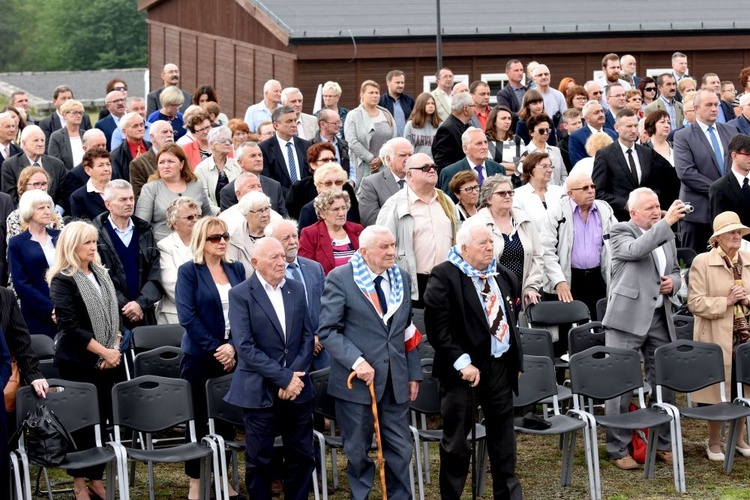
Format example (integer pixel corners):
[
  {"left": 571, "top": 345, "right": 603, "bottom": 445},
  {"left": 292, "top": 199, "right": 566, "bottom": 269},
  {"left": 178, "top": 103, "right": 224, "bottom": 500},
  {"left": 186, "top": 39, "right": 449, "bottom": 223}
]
[
  {"left": 696, "top": 119, "right": 724, "bottom": 160},
  {"left": 256, "top": 272, "right": 287, "bottom": 339},
  {"left": 732, "top": 167, "right": 750, "bottom": 188},
  {"left": 296, "top": 117, "right": 308, "bottom": 140},
  {"left": 30, "top": 232, "right": 56, "bottom": 268},
  {"left": 618, "top": 140, "right": 642, "bottom": 182},
  {"left": 276, "top": 135, "right": 302, "bottom": 182}
]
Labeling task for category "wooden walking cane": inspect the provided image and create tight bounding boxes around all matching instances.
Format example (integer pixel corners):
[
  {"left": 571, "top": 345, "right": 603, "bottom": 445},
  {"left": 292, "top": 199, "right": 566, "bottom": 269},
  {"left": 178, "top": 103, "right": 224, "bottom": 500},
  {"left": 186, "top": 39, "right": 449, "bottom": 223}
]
[{"left": 347, "top": 371, "right": 387, "bottom": 500}]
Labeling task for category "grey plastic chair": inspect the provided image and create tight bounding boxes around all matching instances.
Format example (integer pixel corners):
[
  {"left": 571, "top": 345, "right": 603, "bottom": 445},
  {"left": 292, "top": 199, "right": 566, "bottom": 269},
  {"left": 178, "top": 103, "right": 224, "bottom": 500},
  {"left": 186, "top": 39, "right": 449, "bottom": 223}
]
[
  {"left": 568, "top": 322, "right": 605, "bottom": 356},
  {"left": 519, "top": 327, "right": 573, "bottom": 410},
  {"left": 514, "top": 355, "right": 598, "bottom": 499},
  {"left": 595, "top": 298, "right": 608, "bottom": 322},
  {"left": 11, "top": 379, "right": 129, "bottom": 500},
  {"left": 133, "top": 345, "right": 184, "bottom": 378},
  {"left": 570, "top": 346, "right": 683, "bottom": 498},
  {"left": 655, "top": 340, "right": 750, "bottom": 476},
  {"left": 126, "top": 324, "right": 185, "bottom": 379},
  {"left": 112, "top": 375, "right": 221, "bottom": 500},
  {"left": 672, "top": 315, "right": 695, "bottom": 341},
  {"left": 734, "top": 342, "right": 750, "bottom": 448},
  {"left": 29, "top": 334, "right": 59, "bottom": 379}
]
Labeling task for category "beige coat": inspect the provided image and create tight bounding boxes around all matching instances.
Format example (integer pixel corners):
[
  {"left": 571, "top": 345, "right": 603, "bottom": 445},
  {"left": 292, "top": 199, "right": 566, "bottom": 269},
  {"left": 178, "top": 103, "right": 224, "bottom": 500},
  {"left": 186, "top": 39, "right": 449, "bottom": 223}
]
[{"left": 688, "top": 248, "right": 750, "bottom": 404}]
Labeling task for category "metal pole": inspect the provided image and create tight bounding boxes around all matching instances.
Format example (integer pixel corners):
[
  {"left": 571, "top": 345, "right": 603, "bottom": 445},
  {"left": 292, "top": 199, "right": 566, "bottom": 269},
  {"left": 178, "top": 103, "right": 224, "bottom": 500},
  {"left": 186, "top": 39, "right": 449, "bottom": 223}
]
[{"left": 436, "top": 0, "right": 443, "bottom": 70}]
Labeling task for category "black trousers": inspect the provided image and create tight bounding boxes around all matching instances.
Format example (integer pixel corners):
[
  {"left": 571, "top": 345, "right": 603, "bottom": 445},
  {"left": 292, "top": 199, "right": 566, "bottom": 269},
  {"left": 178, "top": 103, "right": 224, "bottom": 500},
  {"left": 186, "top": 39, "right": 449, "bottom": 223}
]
[
  {"left": 439, "top": 356, "right": 522, "bottom": 500},
  {"left": 570, "top": 266, "right": 607, "bottom": 321},
  {"left": 680, "top": 220, "right": 712, "bottom": 254}
]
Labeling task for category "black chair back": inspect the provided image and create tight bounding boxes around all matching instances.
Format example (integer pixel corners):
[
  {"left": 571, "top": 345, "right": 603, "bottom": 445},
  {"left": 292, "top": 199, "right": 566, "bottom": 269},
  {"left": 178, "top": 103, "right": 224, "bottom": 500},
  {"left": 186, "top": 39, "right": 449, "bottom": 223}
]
[
  {"left": 132, "top": 324, "right": 185, "bottom": 352},
  {"left": 672, "top": 315, "right": 695, "bottom": 341},
  {"left": 205, "top": 373, "right": 243, "bottom": 427},
  {"left": 112, "top": 375, "right": 195, "bottom": 433},
  {"left": 525, "top": 300, "right": 590, "bottom": 326},
  {"left": 514, "top": 355, "right": 558, "bottom": 408},
  {"left": 595, "top": 298, "right": 607, "bottom": 322},
  {"left": 29, "top": 334, "right": 55, "bottom": 358},
  {"left": 409, "top": 358, "right": 440, "bottom": 415},
  {"left": 519, "top": 327, "right": 554, "bottom": 359},
  {"left": 16, "top": 379, "right": 100, "bottom": 434},
  {"left": 654, "top": 340, "right": 725, "bottom": 393},
  {"left": 676, "top": 247, "right": 698, "bottom": 269},
  {"left": 568, "top": 322, "right": 605, "bottom": 356},
  {"left": 736, "top": 343, "right": 750, "bottom": 388},
  {"left": 133, "top": 346, "right": 183, "bottom": 378},
  {"left": 569, "top": 346, "right": 644, "bottom": 400},
  {"left": 309, "top": 368, "right": 337, "bottom": 421}
]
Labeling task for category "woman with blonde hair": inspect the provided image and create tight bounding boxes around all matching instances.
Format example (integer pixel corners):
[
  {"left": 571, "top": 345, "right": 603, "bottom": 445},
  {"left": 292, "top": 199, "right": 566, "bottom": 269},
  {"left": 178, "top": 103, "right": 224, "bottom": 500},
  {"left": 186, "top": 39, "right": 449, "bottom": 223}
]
[
  {"left": 48, "top": 99, "right": 86, "bottom": 170},
  {"left": 5, "top": 166, "right": 63, "bottom": 241},
  {"left": 49, "top": 221, "right": 125, "bottom": 500}
]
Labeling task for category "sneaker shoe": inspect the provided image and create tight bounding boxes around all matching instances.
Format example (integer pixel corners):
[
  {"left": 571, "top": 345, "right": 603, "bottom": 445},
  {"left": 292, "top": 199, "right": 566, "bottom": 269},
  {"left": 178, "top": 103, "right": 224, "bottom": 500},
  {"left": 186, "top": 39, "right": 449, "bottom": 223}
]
[{"left": 611, "top": 455, "right": 640, "bottom": 470}]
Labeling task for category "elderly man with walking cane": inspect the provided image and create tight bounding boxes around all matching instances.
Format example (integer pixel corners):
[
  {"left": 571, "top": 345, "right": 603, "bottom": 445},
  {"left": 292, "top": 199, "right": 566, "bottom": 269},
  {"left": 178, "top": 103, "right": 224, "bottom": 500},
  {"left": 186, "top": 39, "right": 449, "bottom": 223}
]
[
  {"left": 318, "top": 225, "right": 423, "bottom": 500},
  {"left": 424, "top": 219, "right": 524, "bottom": 500}
]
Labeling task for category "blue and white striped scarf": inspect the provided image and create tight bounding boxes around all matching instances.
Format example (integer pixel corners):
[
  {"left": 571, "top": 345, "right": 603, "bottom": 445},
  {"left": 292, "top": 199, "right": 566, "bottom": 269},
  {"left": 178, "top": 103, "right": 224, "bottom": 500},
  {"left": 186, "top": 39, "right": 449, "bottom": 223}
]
[
  {"left": 447, "top": 245, "right": 498, "bottom": 278},
  {"left": 350, "top": 251, "right": 403, "bottom": 324}
]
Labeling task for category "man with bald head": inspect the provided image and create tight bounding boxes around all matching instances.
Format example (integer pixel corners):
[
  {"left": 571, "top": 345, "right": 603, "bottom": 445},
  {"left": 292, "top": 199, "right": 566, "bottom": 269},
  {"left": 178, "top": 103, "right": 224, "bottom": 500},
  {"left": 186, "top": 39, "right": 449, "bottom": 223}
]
[
  {"left": 146, "top": 63, "right": 193, "bottom": 116},
  {"left": 111, "top": 97, "right": 152, "bottom": 151},
  {"left": 0, "top": 112, "right": 20, "bottom": 161},
  {"left": 282, "top": 87, "right": 318, "bottom": 141},
  {"left": 245, "top": 79, "right": 283, "bottom": 133},
  {"left": 568, "top": 100, "right": 618, "bottom": 165},
  {"left": 220, "top": 172, "right": 282, "bottom": 232},
  {"left": 541, "top": 171, "right": 617, "bottom": 315},
  {"left": 1, "top": 125, "right": 68, "bottom": 208},
  {"left": 95, "top": 90, "right": 127, "bottom": 150},
  {"left": 377, "top": 152, "right": 459, "bottom": 305},
  {"left": 219, "top": 141, "right": 286, "bottom": 215},
  {"left": 110, "top": 112, "right": 151, "bottom": 181},
  {"left": 130, "top": 120, "right": 173, "bottom": 201}
]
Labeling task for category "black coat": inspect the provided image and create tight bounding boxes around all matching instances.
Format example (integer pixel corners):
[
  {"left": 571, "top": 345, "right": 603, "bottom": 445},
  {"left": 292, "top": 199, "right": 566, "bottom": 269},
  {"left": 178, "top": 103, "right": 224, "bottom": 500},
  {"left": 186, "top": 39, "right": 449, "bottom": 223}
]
[
  {"left": 710, "top": 172, "right": 750, "bottom": 240},
  {"left": 432, "top": 115, "right": 469, "bottom": 170},
  {"left": 0, "top": 286, "right": 43, "bottom": 383},
  {"left": 110, "top": 140, "right": 151, "bottom": 181}
]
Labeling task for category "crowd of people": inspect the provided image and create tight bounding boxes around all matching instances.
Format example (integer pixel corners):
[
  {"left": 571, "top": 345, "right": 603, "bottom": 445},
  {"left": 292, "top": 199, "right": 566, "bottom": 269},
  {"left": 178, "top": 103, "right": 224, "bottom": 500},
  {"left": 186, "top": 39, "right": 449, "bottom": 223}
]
[{"left": 1, "top": 51, "right": 750, "bottom": 498}]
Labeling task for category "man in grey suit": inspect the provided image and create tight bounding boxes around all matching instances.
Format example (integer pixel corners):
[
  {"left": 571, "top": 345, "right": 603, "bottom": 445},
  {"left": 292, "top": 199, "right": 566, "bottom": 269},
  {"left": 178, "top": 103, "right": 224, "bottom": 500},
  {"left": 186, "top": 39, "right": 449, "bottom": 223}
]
[
  {"left": 602, "top": 188, "right": 686, "bottom": 470},
  {"left": 358, "top": 137, "right": 412, "bottom": 226},
  {"left": 318, "top": 225, "right": 422, "bottom": 500},
  {"left": 644, "top": 74, "right": 684, "bottom": 126},
  {"left": 675, "top": 89, "right": 738, "bottom": 253}
]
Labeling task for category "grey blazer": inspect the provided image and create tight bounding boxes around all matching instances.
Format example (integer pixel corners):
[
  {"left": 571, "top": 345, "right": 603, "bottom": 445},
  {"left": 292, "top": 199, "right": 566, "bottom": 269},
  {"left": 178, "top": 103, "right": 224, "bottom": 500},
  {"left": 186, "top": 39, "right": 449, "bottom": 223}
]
[
  {"left": 357, "top": 168, "right": 401, "bottom": 226},
  {"left": 644, "top": 98, "right": 684, "bottom": 126},
  {"left": 602, "top": 219, "right": 680, "bottom": 339},
  {"left": 674, "top": 121, "right": 737, "bottom": 224},
  {"left": 318, "top": 263, "right": 422, "bottom": 406},
  {"left": 47, "top": 128, "right": 76, "bottom": 171}
]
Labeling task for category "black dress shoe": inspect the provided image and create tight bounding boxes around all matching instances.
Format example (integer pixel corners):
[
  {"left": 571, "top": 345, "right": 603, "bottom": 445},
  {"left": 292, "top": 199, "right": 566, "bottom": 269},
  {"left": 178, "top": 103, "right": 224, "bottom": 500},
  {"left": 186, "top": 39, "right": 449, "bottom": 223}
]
[{"left": 229, "top": 494, "right": 247, "bottom": 500}]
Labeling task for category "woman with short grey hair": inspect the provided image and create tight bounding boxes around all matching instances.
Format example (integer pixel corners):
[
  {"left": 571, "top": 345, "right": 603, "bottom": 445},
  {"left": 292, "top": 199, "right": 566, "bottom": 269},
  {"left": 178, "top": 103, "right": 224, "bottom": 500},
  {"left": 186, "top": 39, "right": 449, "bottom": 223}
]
[
  {"left": 194, "top": 126, "right": 242, "bottom": 214},
  {"left": 227, "top": 191, "right": 272, "bottom": 276}
]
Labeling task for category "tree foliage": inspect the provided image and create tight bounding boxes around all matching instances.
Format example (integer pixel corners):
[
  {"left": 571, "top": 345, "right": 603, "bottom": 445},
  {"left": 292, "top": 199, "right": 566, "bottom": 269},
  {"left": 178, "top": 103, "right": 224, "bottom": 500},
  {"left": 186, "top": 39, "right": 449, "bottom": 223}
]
[{"left": 1, "top": 0, "right": 147, "bottom": 71}]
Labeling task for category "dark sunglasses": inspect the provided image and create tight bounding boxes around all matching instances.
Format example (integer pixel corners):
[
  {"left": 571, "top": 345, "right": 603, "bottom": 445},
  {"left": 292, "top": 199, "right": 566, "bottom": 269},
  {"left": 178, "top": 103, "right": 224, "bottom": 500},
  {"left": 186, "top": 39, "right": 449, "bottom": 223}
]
[
  {"left": 570, "top": 184, "right": 596, "bottom": 191},
  {"left": 644, "top": 87, "right": 657, "bottom": 92},
  {"left": 536, "top": 128, "right": 550, "bottom": 135},
  {"left": 113, "top": 85, "right": 128, "bottom": 92},
  {"left": 320, "top": 179, "right": 346, "bottom": 187},
  {"left": 179, "top": 214, "right": 201, "bottom": 221},
  {"left": 206, "top": 232, "right": 230, "bottom": 243},
  {"left": 410, "top": 164, "right": 437, "bottom": 172}
]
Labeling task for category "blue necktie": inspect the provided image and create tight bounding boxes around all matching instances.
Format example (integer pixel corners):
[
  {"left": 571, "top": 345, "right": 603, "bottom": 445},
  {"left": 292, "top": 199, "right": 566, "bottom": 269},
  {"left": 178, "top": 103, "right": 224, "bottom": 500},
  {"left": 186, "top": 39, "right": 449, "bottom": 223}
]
[
  {"left": 286, "top": 262, "right": 307, "bottom": 305},
  {"left": 474, "top": 165, "right": 485, "bottom": 185},
  {"left": 286, "top": 141, "right": 298, "bottom": 183},
  {"left": 373, "top": 276, "right": 387, "bottom": 314},
  {"left": 707, "top": 126, "right": 725, "bottom": 175}
]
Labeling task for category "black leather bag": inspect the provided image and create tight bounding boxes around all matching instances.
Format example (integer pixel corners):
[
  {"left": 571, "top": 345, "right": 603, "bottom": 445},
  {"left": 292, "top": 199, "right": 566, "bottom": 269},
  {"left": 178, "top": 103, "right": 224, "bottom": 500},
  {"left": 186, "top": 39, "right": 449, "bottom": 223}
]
[{"left": 14, "top": 404, "right": 77, "bottom": 467}]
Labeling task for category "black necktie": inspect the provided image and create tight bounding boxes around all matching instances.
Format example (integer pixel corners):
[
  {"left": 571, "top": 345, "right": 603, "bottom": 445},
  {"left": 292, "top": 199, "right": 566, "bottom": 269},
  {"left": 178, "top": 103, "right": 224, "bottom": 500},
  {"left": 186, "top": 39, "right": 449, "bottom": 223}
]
[
  {"left": 626, "top": 148, "right": 638, "bottom": 184},
  {"left": 743, "top": 178, "right": 750, "bottom": 203},
  {"left": 397, "top": 179, "right": 405, "bottom": 190},
  {"left": 373, "top": 276, "right": 388, "bottom": 314}
]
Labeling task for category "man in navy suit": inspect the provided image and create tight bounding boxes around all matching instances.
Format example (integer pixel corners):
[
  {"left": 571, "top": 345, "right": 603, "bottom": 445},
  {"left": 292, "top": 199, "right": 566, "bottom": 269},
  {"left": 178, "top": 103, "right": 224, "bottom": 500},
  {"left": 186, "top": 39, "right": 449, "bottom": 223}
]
[
  {"left": 568, "top": 101, "right": 618, "bottom": 165},
  {"left": 439, "top": 127, "right": 505, "bottom": 201},
  {"left": 728, "top": 94, "right": 750, "bottom": 135},
  {"left": 0, "top": 113, "right": 20, "bottom": 162},
  {"left": 318, "top": 225, "right": 422, "bottom": 500},
  {"left": 260, "top": 106, "right": 311, "bottom": 197},
  {"left": 675, "top": 90, "right": 739, "bottom": 252},
  {"left": 709, "top": 134, "right": 750, "bottom": 236},
  {"left": 265, "top": 218, "right": 328, "bottom": 369},
  {"left": 603, "top": 84, "right": 626, "bottom": 131},
  {"left": 225, "top": 237, "right": 315, "bottom": 500},
  {"left": 95, "top": 90, "right": 127, "bottom": 151}
]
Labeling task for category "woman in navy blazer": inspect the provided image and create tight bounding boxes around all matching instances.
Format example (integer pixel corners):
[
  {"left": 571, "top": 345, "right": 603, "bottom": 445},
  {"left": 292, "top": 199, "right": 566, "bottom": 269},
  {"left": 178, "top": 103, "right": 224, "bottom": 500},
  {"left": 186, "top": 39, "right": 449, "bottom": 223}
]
[
  {"left": 7, "top": 190, "right": 60, "bottom": 339},
  {"left": 298, "top": 190, "right": 363, "bottom": 275},
  {"left": 175, "top": 216, "right": 246, "bottom": 500}
]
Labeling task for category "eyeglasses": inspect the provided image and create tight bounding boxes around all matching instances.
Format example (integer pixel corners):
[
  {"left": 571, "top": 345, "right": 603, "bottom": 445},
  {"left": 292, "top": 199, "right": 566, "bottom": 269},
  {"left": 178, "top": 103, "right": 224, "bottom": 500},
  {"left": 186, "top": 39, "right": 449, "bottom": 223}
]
[
  {"left": 247, "top": 206, "right": 271, "bottom": 214},
  {"left": 108, "top": 98, "right": 126, "bottom": 105},
  {"left": 461, "top": 185, "right": 480, "bottom": 193},
  {"left": 26, "top": 181, "right": 48, "bottom": 189},
  {"left": 194, "top": 125, "right": 211, "bottom": 134},
  {"left": 113, "top": 86, "right": 128, "bottom": 92},
  {"left": 315, "top": 156, "right": 337, "bottom": 163},
  {"left": 644, "top": 87, "right": 657, "bottom": 92},
  {"left": 573, "top": 96, "right": 588, "bottom": 101},
  {"left": 535, "top": 163, "right": 554, "bottom": 170},
  {"left": 493, "top": 190, "right": 514, "bottom": 197},
  {"left": 410, "top": 164, "right": 437, "bottom": 172},
  {"left": 206, "top": 232, "right": 230, "bottom": 243},
  {"left": 536, "top": 128, "right": 550, "bottom": 135},
  {"left": 591, "top": 91, "right": 603, "bottom": 96},
  {"left": 319, "top": 179, "right": 346, "bottom": 188},
  {"left": 215, "top": 138, "right": 232, "bottom": 144},
  {"left": 735, "top": 151, "right": 750, "bottom": 156},
  {"left": 569, "top": 184, "right": 596, "bottom": 191},
  {"left": 67, "top": 111, "right": 84, "bottom": 116},
  {"left": 179, "top": 214, "right": 201, "bottom": 221},
  {"left": 322, "top": 94, "right": 338, "bottom": 99}
]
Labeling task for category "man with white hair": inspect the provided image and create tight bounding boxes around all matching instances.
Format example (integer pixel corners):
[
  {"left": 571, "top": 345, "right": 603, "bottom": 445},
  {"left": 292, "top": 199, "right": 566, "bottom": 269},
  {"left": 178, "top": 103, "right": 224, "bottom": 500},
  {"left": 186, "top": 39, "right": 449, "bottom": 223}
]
[
  {"left": 584, "top": 81, "right": 604, "bottom": 104},
  {"left": 440, "top": 127, "right": 505, "bottom": 201},
  {"left": 219, "top": 142, "right": 287, "bottom": 216},
  {"left": 727, "top": 93, "right": 750, "bottom": 135},
  {"left": 358, "top": 137, "right": 413, "bottom": 226},
  {"left": 567, "top": 100, "right": 618, "bottom": 165},
  {"left": 110, "top": 112, "right": 151, "bottom": 182},
  {"left": 95, "top": 89, "right": 127, "bottom": 150},
  {"left": 432, "top": 92, "right": 474, "bottom": 170},
  {"left": 67, "top": 129, "right": 108, "bottom": 194},
  {"left": 220, "top": 173, "right": 282, "bottom": 232},
  {"left": 244, "top": 79, "right": 283, "bottom": 133},
  {"left": 620, "top": 54, "right": 641, "bottom": 87},
  {"left": 318, "top": 224, "right": 422, "bottom": 500},
  {"left": 1, "top": 125, "right": 68, "bottom": 208},
  {"left": 541, "top": 171, "right": 617, "bottom": 315},
  {"left": 532, "top": 64, "right": 567, "bottom": 122},
  {"left": 146, "top": 63, "right": 193, "bottom": 116},
  {"left": 424, "top": 219, "right": 523, "bottom": 500},
  {"left": 111, "top": 97, "right": 152, "bottom": 151},
  {"left": 130, "top": 120, "right": 173, "bottom": 201},
  {"left": 377, "top": 152, "right": 459, "bottom": 305},
  {"left": 0, "top": 112, "right": 20, "bottom": 161},
  {"left": 281, "top": 87, "right": 318, "bottom": 140}
]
